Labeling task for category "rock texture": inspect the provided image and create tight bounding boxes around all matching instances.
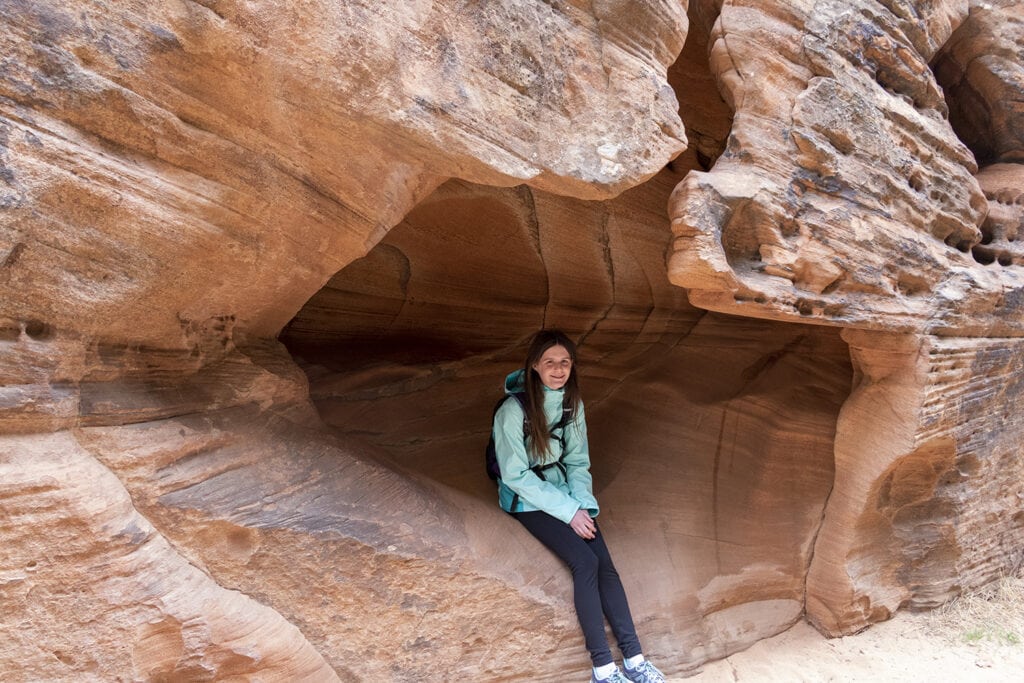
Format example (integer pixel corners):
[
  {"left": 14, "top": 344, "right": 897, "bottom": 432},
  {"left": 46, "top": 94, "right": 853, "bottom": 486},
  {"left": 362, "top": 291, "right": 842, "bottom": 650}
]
[
  {"left": 669, "top": 0, "right": 996, "bottom": 333},
  {"left": 934, "top": 1, "right": 1024, "bottom": 165},
  {"left": 2, "top": 0, "right": 691, "bottom": 680},
  {"left": 3, "top": 0, "right": 1024, "bottom": 681},
  {"left": 807, "top": 328, "right": 1024, "bottom": 635},
  {"left": 666, "top": 0, "right": 1024, "bottom": 637},
  {"left": 0, "top": 0, "right": 686, "bottom": 348},
  {"left": 294, "top": 226, "right": 854, "bottom": 667},
  {"left": 1, "top": 432, "right": 337, "bottom": 681}
]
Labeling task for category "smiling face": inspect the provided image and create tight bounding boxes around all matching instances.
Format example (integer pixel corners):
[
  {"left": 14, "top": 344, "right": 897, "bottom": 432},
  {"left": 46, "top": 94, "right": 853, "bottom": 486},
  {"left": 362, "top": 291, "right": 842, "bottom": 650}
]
[{"left": 532, "top": 344, "right": 573, "bottom": 390}]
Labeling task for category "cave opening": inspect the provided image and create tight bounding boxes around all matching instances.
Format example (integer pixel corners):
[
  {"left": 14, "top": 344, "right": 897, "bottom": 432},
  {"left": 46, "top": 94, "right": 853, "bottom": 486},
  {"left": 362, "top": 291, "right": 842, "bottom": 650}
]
[
  {"left": 277, "top": 167, "right": 854, "bottom": 649},
  {"left": 275, "top": 2, "right": 855, "bottom": 651}
]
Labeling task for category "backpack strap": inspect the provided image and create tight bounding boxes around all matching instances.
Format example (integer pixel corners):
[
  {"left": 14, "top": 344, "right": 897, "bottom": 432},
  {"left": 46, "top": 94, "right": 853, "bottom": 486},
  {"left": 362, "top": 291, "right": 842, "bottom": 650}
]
[
  {"left": 542, "top": 397, "right": 572, "bottom": 479},
  {"left": 507, "top": 393, "right": 572, "bottom": 512}
]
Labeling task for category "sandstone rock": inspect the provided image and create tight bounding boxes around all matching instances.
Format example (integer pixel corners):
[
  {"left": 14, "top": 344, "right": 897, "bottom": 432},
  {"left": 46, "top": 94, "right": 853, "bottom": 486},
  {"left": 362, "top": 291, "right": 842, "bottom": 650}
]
[
  {"left": 3, "top": 0, "right": 1024, "bottom": 680},
  {"left": 973, "top": 163, "right": 1024, "bottom": 270},
  {"left": 0, "top": 432, "right": 337, "bottom": 681},
  {"left": 0, "top": 0, "right": 685, "bottom": 345},
  {"left": 933, "top": 0, "right": 1024, "bottom": 165},
  {"left": 74, "top": 397, "right": 597, "bottom": 681},
  {"left": 807, "top": 329, "right": 1024, "bottom": 635},
  {"left": 2, "top": 0, "right": 691, "bottom": 679},
  {"left": 285, "top": 168, "right": 853, "bottom": 672},
  {"left": 661, "top": 0, "right": 1024, "bottom": 638},
  {"left": 664, "top": 0, "right": 1024, "bottom": 337}
]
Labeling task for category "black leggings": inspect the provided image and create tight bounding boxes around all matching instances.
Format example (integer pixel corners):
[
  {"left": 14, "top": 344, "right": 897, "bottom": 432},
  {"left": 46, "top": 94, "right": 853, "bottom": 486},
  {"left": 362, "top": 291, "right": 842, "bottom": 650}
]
[{"left": 514, "top": 510, "right": 641, "bottom": 667}]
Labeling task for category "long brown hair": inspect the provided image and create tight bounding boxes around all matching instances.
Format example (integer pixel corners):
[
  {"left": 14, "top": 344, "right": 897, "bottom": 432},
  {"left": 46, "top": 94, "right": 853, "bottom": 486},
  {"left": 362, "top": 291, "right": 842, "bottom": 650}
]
[{"left": 523, "top": 329, "right": 581, "bottom": 462}]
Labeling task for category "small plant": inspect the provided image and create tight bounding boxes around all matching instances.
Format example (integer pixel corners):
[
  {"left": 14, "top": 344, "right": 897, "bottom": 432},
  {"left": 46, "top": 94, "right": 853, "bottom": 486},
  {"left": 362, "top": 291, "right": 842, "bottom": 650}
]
[
  {"left": 963, "top": 628, "right": 985, "bottom": 644},
  {"left": 961, "top": 626, "right": 1021, "bottom": 646},
  {"left": 924, "top": 573, "right": 1024, "bottom": 651}
]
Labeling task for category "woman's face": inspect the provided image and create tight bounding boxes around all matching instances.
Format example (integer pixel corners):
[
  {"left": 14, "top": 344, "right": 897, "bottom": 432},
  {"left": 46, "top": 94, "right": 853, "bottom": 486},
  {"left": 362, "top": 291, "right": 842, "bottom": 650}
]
[{"left": 532, "top": 344, "right": 573, "bottom": 390}]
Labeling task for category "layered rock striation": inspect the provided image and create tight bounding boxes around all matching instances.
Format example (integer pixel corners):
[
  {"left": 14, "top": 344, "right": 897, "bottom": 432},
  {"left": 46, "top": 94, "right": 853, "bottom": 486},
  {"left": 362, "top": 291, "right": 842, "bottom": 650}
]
[
  {"left": 2, "top": 0, "right": 690, "bottom": 679},
  {"left": 668, "top": 0, "right": 1024, "bottom": 636},
  {"left": 2, "top": 0, "right": 1023, "bottom": 681}
]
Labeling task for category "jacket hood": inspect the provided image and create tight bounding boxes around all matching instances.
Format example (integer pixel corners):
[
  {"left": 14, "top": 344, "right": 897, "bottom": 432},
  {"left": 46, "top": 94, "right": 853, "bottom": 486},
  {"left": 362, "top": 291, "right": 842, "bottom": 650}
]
[{"left": 504, "top": 369, "right": 526, "bottom": 394}]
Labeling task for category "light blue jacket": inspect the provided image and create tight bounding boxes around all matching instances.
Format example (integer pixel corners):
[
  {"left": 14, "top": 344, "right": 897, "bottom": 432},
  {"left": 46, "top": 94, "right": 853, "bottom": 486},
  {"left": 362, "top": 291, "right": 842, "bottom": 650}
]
[{"left": 493, "top": 369, "right": 600, "bottom": 523}]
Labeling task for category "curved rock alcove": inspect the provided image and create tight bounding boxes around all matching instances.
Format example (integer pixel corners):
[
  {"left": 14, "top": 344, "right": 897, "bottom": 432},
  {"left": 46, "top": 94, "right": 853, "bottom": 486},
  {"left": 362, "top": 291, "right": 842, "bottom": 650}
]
[
  {"left": 2, "top": 0, "right": 1023, "bottom": 681},
  {"left": 281, "top": 169, "right": 855, "bottom": 677}
]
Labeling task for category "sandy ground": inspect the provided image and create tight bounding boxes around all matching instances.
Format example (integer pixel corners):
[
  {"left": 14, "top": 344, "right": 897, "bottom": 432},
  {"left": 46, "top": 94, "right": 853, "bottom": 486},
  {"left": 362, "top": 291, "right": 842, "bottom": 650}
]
[{"left": 677, "top": 576, "right": 1024, "bottom": 683}]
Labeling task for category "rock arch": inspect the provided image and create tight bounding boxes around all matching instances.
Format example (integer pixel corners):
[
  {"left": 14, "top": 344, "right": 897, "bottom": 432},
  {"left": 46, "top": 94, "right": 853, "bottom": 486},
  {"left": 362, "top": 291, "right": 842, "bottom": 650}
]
[{"left": 3, "top": 0, "right": 1023, "bottom": 680}]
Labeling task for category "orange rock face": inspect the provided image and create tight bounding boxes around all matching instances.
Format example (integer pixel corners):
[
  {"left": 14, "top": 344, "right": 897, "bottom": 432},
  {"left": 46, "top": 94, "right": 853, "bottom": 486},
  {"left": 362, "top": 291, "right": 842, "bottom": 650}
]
[
  {"left": 2, "top": 0, "right": 1023, "bottom": 680},
  {"left": 664, "top": 0, "right": 1024, "bottom": 639}
]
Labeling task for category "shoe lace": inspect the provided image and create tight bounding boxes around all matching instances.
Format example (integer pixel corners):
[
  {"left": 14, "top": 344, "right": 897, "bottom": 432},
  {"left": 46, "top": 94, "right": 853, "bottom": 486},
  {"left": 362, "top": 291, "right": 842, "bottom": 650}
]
[{"left": 640, "top": 662, "right": 667, "bottom": 683}]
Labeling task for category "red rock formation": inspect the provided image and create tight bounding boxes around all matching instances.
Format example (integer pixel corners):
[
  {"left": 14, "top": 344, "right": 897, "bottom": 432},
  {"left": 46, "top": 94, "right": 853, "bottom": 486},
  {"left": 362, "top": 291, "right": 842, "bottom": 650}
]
[
  {"left": 934, "top": 0, "right": 1024, "bottom": 165},
  {"left": 1, "top": 0, "right": 690, "bottom": 679},
  {"left": 2, "top": 0, "right": 1023, "bottom": 680},
  {"left": 666, "top": 0, "right": 1024, "bottom": 639},
  {"left": 1, "top": 431, "right": 337, "bottom": 680},
  {"left": 285, "top": 171, "right": 854, "bottom": 671},
  {"left": 668, "top": 0, "right": 997, "bottom": 333}
]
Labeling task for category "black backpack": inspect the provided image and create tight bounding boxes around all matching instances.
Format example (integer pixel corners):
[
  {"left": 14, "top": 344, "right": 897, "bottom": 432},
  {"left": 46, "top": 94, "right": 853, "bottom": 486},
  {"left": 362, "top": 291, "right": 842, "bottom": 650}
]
[{"left": 485, "top": 391, "right": 572, "bottom": 501}]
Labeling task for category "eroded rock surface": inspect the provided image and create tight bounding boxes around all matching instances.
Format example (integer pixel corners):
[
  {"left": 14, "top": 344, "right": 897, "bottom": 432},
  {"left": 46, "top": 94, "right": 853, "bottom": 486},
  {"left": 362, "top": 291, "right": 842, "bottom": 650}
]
[
  {"left": 0, "top": 0, "right": 686, "bottom": 347},
  {"left": 0, "top": 432, "right": 337, "bottom": 681},
  {"left": 667, "top": 0, "right": 1004, "bottom": 334},
  {"left": 665, "top": 0, "right": 1024, "bottom": 637},
  {"left": 2, "top": 0, "right": 691, "bottom": 679},
  {"left": 807, "top": 329, "right": 1024, "bottom": 634},
  {"left": 934, "top": 0, "right": 1024, "bottom": 165},
  {"left": 284, "top": 171, "right": 853, "bottom": 671},
  {"left": 3, "top": 0, "right": 1024, "bottom": 680}
]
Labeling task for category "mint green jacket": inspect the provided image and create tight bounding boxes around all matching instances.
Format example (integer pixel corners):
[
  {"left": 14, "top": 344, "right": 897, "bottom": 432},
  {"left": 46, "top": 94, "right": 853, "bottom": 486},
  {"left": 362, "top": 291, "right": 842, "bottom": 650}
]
[{"left": 493, "top": 369, "right": 600, "bottom": 523}]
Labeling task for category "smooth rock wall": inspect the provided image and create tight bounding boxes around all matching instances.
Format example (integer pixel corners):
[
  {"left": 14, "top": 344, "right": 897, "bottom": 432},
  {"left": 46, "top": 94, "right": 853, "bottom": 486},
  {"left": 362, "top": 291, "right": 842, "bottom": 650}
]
[
  {"left": 285, "top": 167, "right": 853, "bottom": 670},
  {"left": 3, "top": 0, "right": 1024, "bottom": 680},
  {"left": 0, "top": 430, "right": 337, "bottom": 681},
  {"left": 1, "top": 0, "right": 695, "bottom": 679}
]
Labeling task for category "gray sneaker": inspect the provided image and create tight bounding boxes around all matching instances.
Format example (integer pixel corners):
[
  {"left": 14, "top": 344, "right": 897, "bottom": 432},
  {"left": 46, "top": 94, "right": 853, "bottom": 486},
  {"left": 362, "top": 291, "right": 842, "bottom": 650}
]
[
  {"left": 590, "top": 665, "right": 630, "bottom": 683},
  {"left": 623, "top": 660, "right": 666, "bottom": 683}
]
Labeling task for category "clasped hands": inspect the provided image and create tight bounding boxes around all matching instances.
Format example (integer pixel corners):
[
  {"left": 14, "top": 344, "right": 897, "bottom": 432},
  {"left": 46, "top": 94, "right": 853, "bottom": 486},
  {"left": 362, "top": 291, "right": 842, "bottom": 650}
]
[{"left": 570, "top": 509, "right": 596, "bottom": 539}]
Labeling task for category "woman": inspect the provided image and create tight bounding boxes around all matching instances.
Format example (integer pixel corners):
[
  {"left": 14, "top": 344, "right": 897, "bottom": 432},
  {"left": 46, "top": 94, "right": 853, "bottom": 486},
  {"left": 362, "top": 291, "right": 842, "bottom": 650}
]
[{"left": 493, "top": 329, "right": 666, "bottom": 683}]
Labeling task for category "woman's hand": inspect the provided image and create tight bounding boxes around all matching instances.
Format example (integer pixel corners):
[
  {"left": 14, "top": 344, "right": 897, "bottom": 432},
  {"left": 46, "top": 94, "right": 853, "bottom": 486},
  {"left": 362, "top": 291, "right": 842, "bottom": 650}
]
[{"left": 569, "top": 509, "right": 596, "bottom": 539}]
